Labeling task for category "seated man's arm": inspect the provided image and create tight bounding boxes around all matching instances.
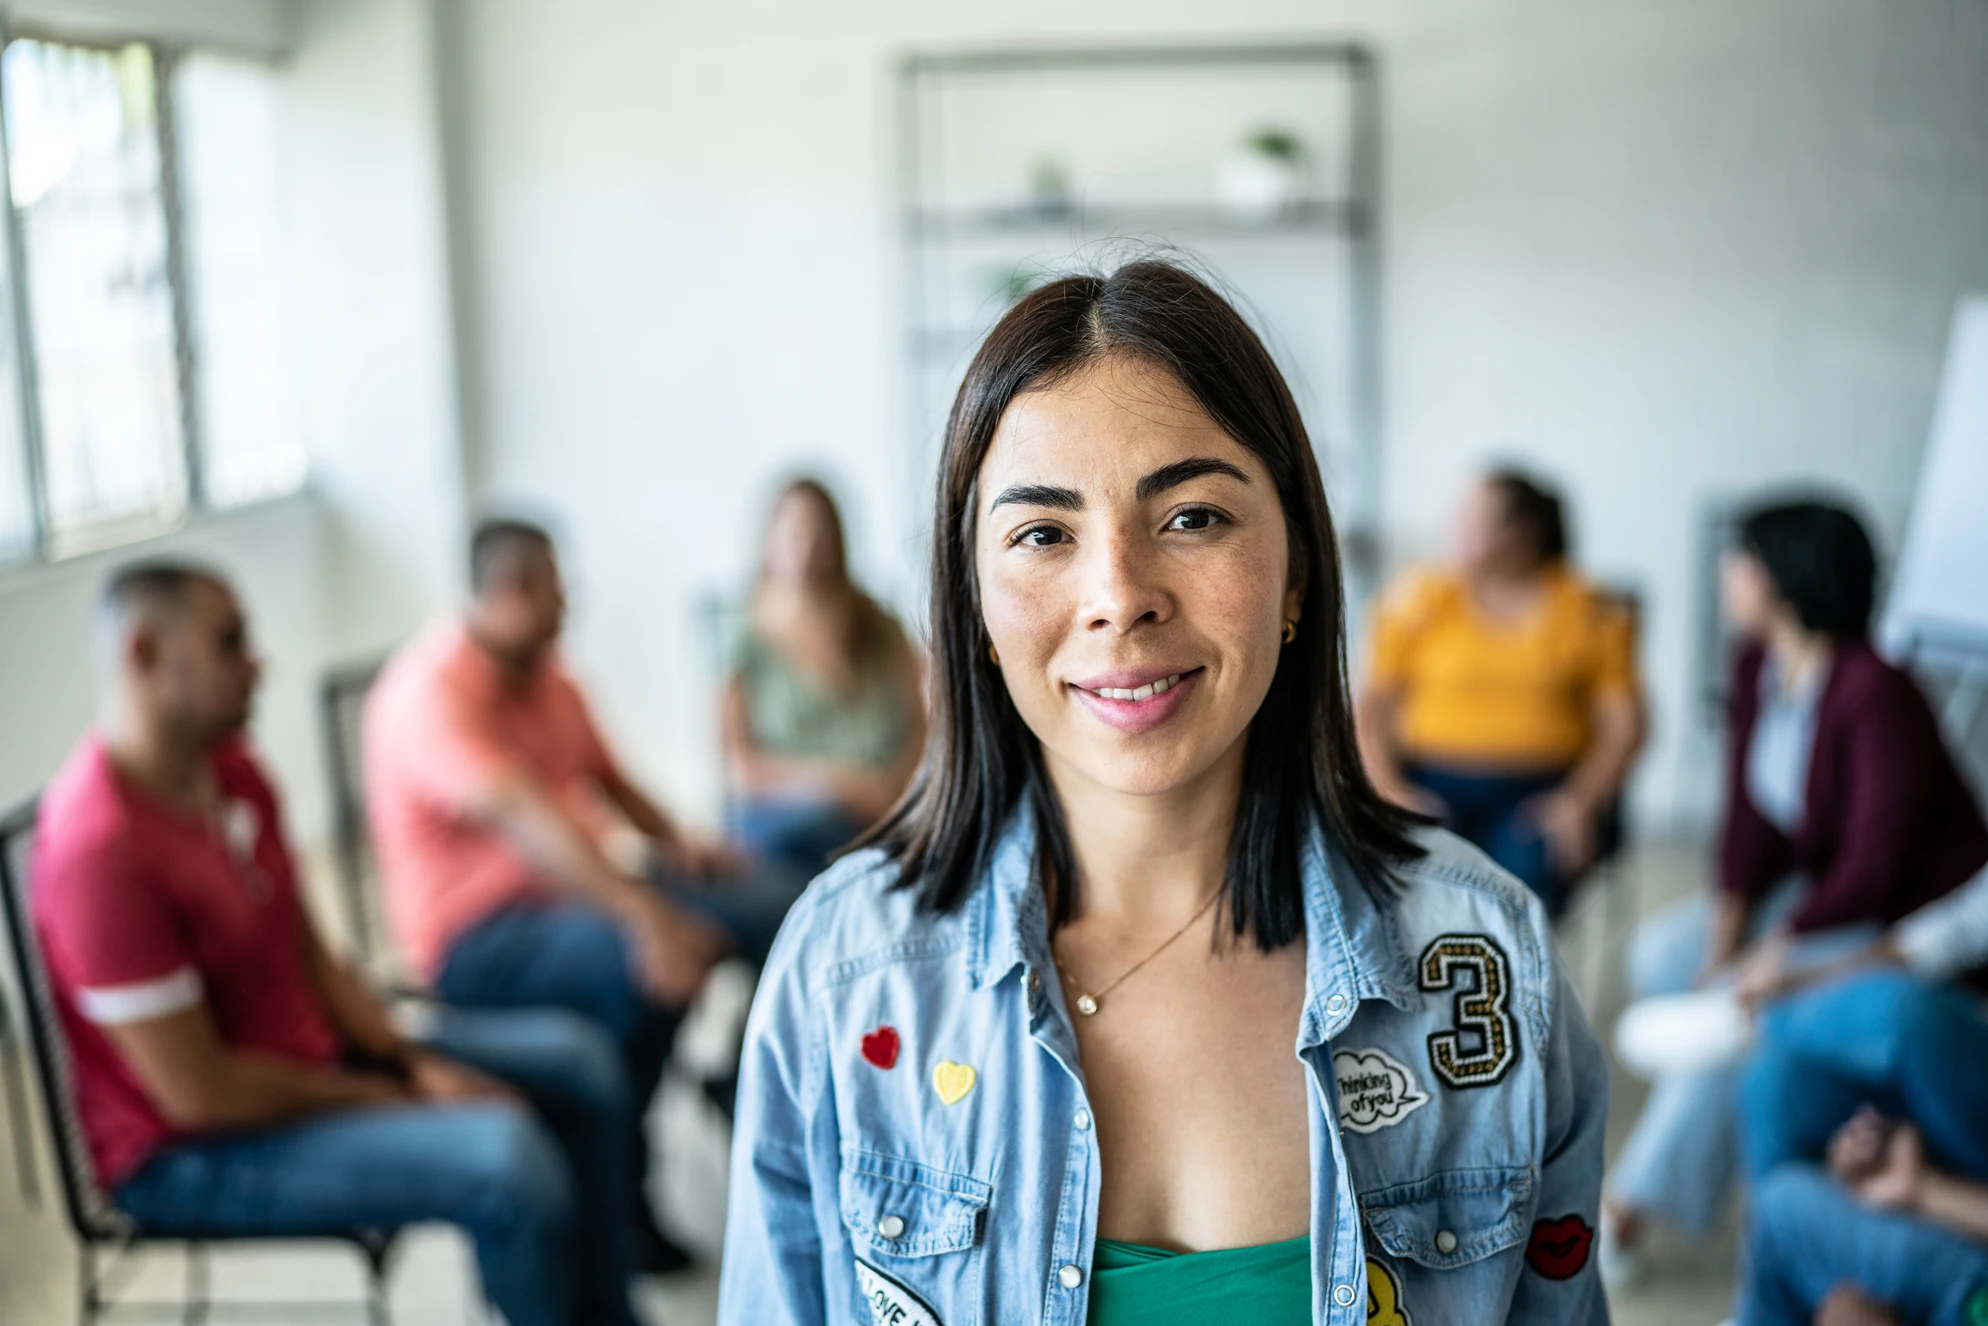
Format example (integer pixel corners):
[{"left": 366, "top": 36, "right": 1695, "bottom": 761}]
[
  {"left": 103, "top": 1002, "right": 406, "bottom": 1131},
  {"left": 398, "top": 685, "right": 727, "bottom": 999},
  {"left": 296, "top": 917, "right": 513, "bottom": 1104},
  {"left": 45, "top": 833, "right": 408, "bottom": 1131},
  {"left": 580, "top": 699, "right": 740, "bottom": 877},
  {"left": 476, "top": 774, "right": 727, "bottom": 1002}
]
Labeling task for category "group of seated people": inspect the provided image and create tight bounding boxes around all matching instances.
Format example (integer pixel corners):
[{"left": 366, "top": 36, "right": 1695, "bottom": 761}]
[
  {"left": 1614, "top": 497, "right": 1988, "bottom": 1325},
  {"left": 1355, "top": 474, "right": 1988, "bottom": 1322},
  {"left": 18, "top": 453, "right": 1987, "bottom": 1325},
  {"left": 27, "top": 482, "right": 922, "bottom": 1326}
]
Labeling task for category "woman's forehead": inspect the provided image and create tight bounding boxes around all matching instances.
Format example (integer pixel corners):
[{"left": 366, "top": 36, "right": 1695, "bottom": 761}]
[{"left": 978, "top": 357, "right": 1262, "bottom": 497}]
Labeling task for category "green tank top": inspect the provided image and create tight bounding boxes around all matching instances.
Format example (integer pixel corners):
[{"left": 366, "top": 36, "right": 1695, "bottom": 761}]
[
  {"left": 730, "top": 625, "right": 907, "bottom": 771},
  {"left": 1088, "top": 1235, "right": 1312, "bottom": 1325}
]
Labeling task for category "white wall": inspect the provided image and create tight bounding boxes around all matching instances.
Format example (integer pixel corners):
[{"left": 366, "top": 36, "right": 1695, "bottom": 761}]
[
  {"left": 285, "top": 0, "right": 470, "bottom": 662},
  {"left": 448, "top": 0, "right": 1988, "bottom": 829}
]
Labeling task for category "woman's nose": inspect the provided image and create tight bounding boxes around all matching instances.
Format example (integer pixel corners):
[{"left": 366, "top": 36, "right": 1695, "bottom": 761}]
[{"left": 1079, "top": 529, "right": 1169, "bottom": 633}]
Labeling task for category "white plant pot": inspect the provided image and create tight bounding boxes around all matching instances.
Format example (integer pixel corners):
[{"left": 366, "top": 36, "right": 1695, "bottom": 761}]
[{"left": 1217, "top": 150, "right": 1301, "bottom": 223}]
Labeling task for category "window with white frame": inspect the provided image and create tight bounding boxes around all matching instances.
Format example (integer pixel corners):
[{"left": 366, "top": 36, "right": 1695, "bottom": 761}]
[{"left": 0, "top": 31, "right": 304, "bottom": 564}]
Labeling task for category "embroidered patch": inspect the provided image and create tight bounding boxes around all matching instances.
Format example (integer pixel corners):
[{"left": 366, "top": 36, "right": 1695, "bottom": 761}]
[
  {"left": 1524, "top": 1214, "right": 1594, "bottom": 1280},
  {"left": 854, "top": 1258, "right": 944, "bottom": 1326},
  {"left": 1366, "top": 1256, "right": 1411, "bottom": 1326},
  {"left": 1418, "top": 934, "right": 1519, "bottom": 1089},
  {"left": 1332, "top": 1046, "right": 1430, "bottom": 1134},
  {"left": 932, "top": 1060, "right": 976, "bottom": 1105},
  {"left": 861, "top": 1026, "right": 900, "bottom": 1070}
]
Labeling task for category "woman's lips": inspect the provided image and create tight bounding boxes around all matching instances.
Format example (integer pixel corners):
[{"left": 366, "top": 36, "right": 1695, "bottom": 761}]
[{"left": 1069, "top": 667, "right": 1205, "bottom": 734}]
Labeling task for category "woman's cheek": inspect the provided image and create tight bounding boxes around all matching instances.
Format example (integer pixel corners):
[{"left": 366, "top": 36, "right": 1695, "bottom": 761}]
[{"left": 1190, "top": 545, "right": 1287, "bottom": 648}]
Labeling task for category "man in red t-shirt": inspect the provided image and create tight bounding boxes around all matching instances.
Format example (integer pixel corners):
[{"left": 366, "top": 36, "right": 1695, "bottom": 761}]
[
  {"left": 32, "top": 562, "right": 638, "bottom": 1326},
  {"left": 365, "top": 519, "right": 804, "bottom": 1271}
]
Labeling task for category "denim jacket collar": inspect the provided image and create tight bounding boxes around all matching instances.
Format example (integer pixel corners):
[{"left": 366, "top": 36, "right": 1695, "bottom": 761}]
[{"left": 964, "top": 798, "right": 1422, "bottom": 1040}]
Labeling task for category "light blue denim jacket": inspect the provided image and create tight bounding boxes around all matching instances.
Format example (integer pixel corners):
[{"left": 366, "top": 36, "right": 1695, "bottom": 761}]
[{"left": 718, "top": 808, "right": 1609, "bottom": 1326}]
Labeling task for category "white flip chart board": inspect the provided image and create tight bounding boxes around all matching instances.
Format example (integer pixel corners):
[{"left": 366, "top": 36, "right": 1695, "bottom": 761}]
[{"left": 1884, "top": 298, "right": 1988, "bottom": 668}]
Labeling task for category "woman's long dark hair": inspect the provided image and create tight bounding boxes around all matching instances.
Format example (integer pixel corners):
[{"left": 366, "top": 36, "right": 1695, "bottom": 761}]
[{"left": 866, "top": 260, "right": 1424, "bottom": 951}]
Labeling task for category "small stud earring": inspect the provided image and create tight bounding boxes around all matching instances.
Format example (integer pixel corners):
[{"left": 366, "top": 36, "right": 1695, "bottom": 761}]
[
  {"left": 988, "top": 643, "right": 1000, "bottom": 665},
  {"left": 1282, "top": 620, "right": 1297, "bottom": 645}
]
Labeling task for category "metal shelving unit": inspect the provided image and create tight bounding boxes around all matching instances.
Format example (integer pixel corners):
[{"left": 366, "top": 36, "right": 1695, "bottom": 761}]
[{"left": 894, "top": 39, "right": 1383, "bottom": 591}]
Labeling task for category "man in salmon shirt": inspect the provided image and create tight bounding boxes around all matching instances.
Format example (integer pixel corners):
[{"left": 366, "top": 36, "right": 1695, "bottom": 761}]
[
  {"left": 32, "top": 562, "right": 641, "bottom": 1326},
  {"left": 363, "top": 519, "right": 802, "bottom": 1272}
]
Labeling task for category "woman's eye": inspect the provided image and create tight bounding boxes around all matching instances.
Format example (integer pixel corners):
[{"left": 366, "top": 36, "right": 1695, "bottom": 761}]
[
  {"left": 1015, "top": 525, "right": 1068, "bottom": 548},
  {"left": 1166, "top": 507, "right": 1223, "bottom": 532}
]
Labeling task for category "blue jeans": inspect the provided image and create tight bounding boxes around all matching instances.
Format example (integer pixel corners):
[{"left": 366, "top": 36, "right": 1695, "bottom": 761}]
[
  {"left": 1404, "top": 762, "right": 1618, "bottom": 917},
  {"left": 1741, "top": 1163, "right": 1988, "bottom": 1326},
  {"left": 728, "top": 795, "right": 863, "bottom": 881},
  {"left": 116, "top": 1007, "right": 635, "bottom": 1326},
  {"left": 433, "top": 862, "right": 804, "bottom": 1231},
  {"left": 1608, "top": 884, "right": 1877, "bottom": 1234},
  {"left": 1742, "top": 971, "right": 1988, "bottom": 1184}
]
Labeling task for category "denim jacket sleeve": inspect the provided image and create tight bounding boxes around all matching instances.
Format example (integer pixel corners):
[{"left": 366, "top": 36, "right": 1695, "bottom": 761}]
[
  {"left": 718, "top": 879, "right": 831, "bottom": 1325},
  {"left": 1507, "top": 957, "right": 1611, "bottom": 1325}
]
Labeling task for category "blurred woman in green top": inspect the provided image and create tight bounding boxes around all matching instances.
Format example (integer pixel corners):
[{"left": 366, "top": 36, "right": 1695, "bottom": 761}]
[{"left": 722, "top": 478, "right": 927, "bottom": 876}]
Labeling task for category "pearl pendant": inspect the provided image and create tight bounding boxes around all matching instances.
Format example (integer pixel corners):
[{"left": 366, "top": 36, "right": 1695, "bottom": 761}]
[{"left": 1075, "top": 994, "right": 1099, "bottom": 1016}]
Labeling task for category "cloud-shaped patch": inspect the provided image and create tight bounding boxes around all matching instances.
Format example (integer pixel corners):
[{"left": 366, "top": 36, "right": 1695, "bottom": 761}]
[{"left": 1333, "top": 1046, "right": 1431, "bottom": 1134}]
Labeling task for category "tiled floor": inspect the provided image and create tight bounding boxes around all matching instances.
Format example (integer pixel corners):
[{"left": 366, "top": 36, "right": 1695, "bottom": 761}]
[{"left": 0, "top": 840, "right": 1737, "bottom": 1325}]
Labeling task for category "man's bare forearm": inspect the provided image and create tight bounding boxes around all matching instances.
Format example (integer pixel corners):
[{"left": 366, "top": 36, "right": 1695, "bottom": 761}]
[
  {"left": 484, "top": 780, "right": 654, "bottom": 920},
  {"left": 187, "top": 1054, "right": 408, "bottom": 1130},
  {"left": 1914, "top": 1171, "right": 1988, "bottom": 1244}
]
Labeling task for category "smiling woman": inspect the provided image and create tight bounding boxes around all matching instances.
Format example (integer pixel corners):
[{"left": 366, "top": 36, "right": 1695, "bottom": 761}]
[{"left": 718, "top": 261, "right": 1609, "bottom": 1326}]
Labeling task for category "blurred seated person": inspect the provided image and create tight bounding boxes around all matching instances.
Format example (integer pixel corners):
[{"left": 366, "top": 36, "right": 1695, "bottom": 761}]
[
  {"left": 1743, "top": 1108, "right": 1988, "bottom": 1326},
  {"left": 364, "top": 519, "right": 801, "bottom": 1272},
  {"left": 1357, "top": 468, "right": 1645, "bottom": 914},
  {"left": 1602, "top": 497, "right": 1988, "bottom": 1276},
  {"left": 1738, "top": 860, "right": 1988, "bottom": 1190},
  {"left": 721, "top": 479, "right": 925, "bottom": 876},
  {"left": 34, "top": 563, "right": 638, "bottom": 1326}
]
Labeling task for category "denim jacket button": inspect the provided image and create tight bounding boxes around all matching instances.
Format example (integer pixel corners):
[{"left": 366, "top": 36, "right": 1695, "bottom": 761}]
[
  {"left": 1333, "top": 1283, "right": 1356, "bottom": 1307},
  {"left": 878, "top": 1215, "right": 906, "bottom": 1239},
  {"left": 1074, "top": 1109, "right": 1091, "bottom": 1131},
  {"left": 1059, "top": 1265, "right": 1084, "bottom": 1289},
  {"left": 1435, "top": 1228, "right": 1458, "bottom": 1254},
  {"left": 1325, "top": 993, "right": 1347, "bottom": 1015}
]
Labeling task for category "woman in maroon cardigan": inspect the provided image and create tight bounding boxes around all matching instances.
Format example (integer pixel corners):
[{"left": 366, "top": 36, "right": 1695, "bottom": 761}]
[{"left": 1600, "top": 497, "right": 1988, "bottom": 1285}]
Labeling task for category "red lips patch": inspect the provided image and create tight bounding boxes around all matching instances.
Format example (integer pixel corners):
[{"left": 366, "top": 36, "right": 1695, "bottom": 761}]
[
  {"left": 860, "top": 1026, "right": 900, "bottom": 1070},
  {"left": 1524, "top": 1214, "right": 1594, "bottom": 1280}
]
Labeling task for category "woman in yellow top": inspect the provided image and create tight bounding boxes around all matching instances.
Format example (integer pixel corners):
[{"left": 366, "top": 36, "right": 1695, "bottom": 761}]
[{"left": 1357, "top": 470, "right": 1646, "bottom": 915}]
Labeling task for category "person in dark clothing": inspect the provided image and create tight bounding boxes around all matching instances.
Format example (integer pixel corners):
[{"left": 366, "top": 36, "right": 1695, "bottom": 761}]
[{"left": 1600, "top": 496, "right": 1988, "bottom": 1281}]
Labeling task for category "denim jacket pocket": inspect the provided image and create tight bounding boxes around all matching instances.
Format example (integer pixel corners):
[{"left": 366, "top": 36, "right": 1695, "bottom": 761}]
[
  {"left": 839, "top": 1149, "right": 993, "bottom": 1261},
  {"left": 1360, "top": 1165, "right": 1533, "bottom": 1268}
]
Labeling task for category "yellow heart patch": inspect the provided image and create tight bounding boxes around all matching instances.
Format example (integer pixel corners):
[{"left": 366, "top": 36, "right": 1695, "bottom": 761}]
[{"left": 932, "top": 1060, "right": 977, "bottom": 1105}]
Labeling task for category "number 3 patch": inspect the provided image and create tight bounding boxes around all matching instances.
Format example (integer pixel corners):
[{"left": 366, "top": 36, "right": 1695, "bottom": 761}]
[{"left": 1418, "top": 934, "right": 1519, "bottom": 1088}]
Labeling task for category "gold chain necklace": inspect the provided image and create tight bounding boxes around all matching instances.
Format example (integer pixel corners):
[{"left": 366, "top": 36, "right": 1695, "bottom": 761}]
[{"left": 1053, "top": 887, "right": 1223, "bottom": 1017}]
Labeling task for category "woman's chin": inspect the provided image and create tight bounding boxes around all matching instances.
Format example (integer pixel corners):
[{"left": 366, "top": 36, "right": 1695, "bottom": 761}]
[{"left": 1045, "top": 737, "right": 1241, "bottom": 803}]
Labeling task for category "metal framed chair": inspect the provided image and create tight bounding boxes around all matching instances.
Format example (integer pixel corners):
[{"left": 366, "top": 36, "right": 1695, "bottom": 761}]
[
  {"left": 0, "top": 797, "right": 399, "bottom": 1324},
  {"left": 319, "top": 657, "right": 391, "bottom": 975}
]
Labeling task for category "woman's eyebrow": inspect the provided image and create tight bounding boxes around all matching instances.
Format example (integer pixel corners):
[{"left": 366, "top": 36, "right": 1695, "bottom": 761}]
[
  {"left": 988, "top": 483, "right": 1084, "bottom": 512},
  {"left": 1136, "top": 457, "right": 1250, "bottom": 501}
]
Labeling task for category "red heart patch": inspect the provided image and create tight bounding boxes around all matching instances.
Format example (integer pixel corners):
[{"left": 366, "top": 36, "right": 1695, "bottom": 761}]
[
  {"left": 860, "top": 1026, "right": 900, "bottom": 1070},
  {"left": 1524, "top": 1214, "right": 1594, "bottom": 1280}
]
